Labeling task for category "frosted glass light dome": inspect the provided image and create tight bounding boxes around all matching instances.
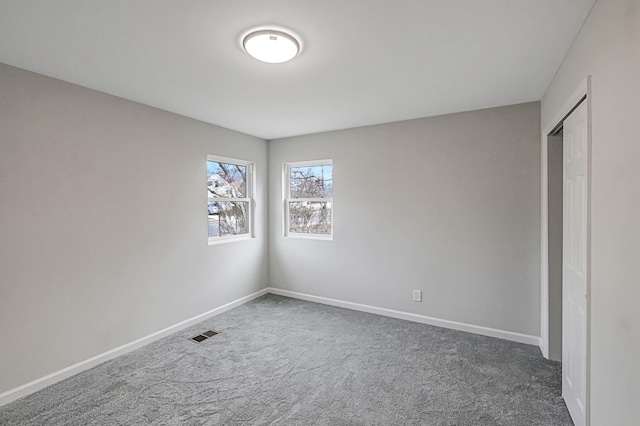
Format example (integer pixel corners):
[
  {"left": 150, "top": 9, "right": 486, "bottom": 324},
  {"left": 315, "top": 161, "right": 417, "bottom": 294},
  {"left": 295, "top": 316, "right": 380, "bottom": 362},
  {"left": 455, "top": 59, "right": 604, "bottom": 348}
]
[{"left": 242, "top": 29, "right": 301, "bottom": 64}]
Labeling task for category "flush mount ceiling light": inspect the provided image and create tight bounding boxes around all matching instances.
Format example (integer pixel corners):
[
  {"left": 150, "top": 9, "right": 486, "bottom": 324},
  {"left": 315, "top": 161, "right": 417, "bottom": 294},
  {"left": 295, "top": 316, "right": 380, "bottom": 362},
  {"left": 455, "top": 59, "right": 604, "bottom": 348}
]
[{"left": 242, "top": 29, "right": 301, "bottom": 64}]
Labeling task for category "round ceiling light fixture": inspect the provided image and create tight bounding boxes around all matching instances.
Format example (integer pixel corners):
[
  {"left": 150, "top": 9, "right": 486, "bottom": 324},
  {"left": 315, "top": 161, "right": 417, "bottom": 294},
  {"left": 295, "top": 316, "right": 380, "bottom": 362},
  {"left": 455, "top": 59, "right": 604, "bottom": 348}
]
[{"left": 242, "top": 28, "right": 301, "bottom": 64}]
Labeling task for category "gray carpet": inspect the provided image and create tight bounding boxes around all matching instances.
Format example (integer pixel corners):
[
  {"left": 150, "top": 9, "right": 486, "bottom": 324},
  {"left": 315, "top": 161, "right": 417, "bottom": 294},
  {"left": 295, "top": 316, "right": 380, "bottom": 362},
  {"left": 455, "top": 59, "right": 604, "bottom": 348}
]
[{"left": 0, "top": 294, "right": 572, "bottom": 425}]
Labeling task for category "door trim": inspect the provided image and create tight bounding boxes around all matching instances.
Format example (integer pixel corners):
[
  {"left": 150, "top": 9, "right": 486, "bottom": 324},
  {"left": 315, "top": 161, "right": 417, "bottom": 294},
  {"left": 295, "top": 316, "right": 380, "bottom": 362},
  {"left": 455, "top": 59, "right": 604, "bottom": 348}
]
[{"left": 540, "top": 76, "right": 591, "bottom": 425}]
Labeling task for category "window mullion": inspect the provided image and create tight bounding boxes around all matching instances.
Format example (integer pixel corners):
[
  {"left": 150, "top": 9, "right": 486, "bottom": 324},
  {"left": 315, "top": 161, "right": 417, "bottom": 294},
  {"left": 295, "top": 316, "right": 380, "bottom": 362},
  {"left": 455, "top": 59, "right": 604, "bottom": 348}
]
[
  {"left": 211, "top": 197, "right": 250, "bottom": 202},
  {"left": 288, "top": 198, "right": 330, "bottom": 203}
]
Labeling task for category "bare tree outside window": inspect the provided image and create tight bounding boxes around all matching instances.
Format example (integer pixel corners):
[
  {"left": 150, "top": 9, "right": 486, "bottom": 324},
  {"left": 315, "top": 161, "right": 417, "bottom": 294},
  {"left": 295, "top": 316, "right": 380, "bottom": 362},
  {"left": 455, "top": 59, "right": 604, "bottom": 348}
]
[
  {"left": 207, "top": 157, "right": 253, "bottom": 241},
  {"left": 286, "top": 162, "right": 333, "bottom": 237}
]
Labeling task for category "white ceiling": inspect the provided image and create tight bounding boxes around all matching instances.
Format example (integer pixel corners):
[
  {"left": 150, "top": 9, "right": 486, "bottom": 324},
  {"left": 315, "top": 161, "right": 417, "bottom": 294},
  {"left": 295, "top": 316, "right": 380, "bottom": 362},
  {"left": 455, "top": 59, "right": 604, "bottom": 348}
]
[{"left": 0, "top": 0, "right": 595, "bottom": 140}]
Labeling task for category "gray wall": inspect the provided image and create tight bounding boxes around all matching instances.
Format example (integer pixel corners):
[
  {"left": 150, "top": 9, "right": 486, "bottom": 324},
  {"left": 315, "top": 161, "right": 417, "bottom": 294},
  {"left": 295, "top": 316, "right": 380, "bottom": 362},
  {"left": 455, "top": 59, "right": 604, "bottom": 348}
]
[
  {"left": 269, "top": 103, "right": 541, "bottom": 336},
  {"left": 541, "top": 0, "right": 640, "bottom": 422},
  {"left": 0, "top": 64, "right": 269, "bottom": 395}
]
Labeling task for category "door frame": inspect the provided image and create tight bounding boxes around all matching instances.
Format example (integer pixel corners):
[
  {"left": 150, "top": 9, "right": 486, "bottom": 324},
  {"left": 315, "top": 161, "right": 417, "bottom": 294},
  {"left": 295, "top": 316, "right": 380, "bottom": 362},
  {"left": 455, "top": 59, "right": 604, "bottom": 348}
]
[{"left": 540, "top": 76, "right": 592, "bottom": 424}]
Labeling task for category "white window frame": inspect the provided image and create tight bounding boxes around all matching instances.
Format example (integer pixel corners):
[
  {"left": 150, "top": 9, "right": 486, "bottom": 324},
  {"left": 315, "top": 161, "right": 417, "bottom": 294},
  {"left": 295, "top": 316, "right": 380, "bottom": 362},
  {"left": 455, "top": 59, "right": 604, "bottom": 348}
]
[
  {"left": 207, "top": 154, "right": 255, "bottom": 245},
  {"left": 283, "top": 159, "right": 333, "bottom": 240}
]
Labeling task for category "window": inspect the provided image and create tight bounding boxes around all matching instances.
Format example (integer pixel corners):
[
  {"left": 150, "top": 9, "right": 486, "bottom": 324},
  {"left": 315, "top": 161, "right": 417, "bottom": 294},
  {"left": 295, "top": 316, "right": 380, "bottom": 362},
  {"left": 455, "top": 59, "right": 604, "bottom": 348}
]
[
  {"left": 207, "top": 155, "right": 254, "bottom": 244},
  {"left": 284, "top": 160, "right": 333, "bottom": 239}
]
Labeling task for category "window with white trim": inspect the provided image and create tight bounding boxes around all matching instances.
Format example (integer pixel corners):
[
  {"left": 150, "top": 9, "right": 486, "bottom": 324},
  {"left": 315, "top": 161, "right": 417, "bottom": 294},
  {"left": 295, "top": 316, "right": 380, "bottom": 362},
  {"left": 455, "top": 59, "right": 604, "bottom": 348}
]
[
  {"left": 207, "top": 155, "right": 254, "bottom": 244},
  {"left": 284, "top": 160, "right": 333, "bottom": 239}
]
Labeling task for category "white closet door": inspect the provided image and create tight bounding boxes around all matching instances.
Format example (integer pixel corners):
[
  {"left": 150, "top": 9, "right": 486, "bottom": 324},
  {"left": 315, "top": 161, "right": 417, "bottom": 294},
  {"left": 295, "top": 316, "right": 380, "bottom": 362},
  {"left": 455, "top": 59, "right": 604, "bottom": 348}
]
[{"left": 562, "top": 100, "right": 588, "bottom": 426}]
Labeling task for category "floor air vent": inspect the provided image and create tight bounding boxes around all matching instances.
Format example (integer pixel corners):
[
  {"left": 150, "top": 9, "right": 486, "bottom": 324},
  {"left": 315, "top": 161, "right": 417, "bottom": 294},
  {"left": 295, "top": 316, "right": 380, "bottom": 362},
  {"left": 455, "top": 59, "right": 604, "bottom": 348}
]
[{"left": 190, "top": 330, "right": 218, "bottom": 343}]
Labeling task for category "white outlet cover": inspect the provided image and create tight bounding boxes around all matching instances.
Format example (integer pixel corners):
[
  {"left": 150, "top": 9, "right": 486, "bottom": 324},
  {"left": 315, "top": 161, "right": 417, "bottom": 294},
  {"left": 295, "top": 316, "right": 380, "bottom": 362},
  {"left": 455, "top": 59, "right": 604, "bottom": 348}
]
[{"left": 413, "top": 290, "right": 422, "bottom": 302}]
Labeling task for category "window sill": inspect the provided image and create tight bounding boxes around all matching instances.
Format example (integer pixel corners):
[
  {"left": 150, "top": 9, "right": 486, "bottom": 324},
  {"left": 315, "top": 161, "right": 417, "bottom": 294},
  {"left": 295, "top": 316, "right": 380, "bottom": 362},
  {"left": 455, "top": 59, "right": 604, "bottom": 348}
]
[
  {"left": 208, "top": 235, "right": 253, "bottom": 246},
  {"left": 285, "top": 233, "right": 333, "bottom": 241}
]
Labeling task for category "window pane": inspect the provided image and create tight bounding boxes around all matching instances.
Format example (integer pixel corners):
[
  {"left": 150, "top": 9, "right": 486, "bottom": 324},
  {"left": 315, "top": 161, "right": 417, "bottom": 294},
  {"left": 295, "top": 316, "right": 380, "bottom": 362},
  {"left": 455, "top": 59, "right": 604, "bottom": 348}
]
[
  {"left": 290, "top": 164, "right": 332, "bottom": 198},
  {"left": 208, "top": 201, "right": 249, "bottom": 237},
  {"left": 288, "top": 201, "right": 332, "bottom": 235},
  {"left": 207, "top": 161, "right": 247, "bottom": 198}
]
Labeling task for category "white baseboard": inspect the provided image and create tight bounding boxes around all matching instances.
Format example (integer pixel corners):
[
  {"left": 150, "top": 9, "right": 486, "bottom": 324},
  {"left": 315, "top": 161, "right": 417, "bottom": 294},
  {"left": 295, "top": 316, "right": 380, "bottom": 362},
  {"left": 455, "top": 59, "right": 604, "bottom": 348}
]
[
  {"left": 267, "top": 287, "right": 541, "bottom": 347},
  {"left": 1, "top": 286, "right": 542, "bottom": 407},
  {"left": 0, "top": 288, "right": 269, "bottom": 407}
]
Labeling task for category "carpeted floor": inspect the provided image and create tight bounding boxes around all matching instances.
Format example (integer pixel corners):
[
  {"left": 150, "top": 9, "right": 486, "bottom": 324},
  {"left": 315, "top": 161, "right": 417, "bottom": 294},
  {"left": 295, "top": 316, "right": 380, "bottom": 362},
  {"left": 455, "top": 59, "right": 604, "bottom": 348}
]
[{"left": 0, "top": 294, "right": 572, "bottom": 425}]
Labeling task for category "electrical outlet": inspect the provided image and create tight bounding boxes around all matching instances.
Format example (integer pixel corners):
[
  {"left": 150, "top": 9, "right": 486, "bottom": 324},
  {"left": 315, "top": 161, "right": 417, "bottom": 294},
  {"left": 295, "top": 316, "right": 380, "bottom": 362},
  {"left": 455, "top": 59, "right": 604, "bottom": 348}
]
[{"left": 413, "top": 289, "right": 422, "bottom": 302}]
